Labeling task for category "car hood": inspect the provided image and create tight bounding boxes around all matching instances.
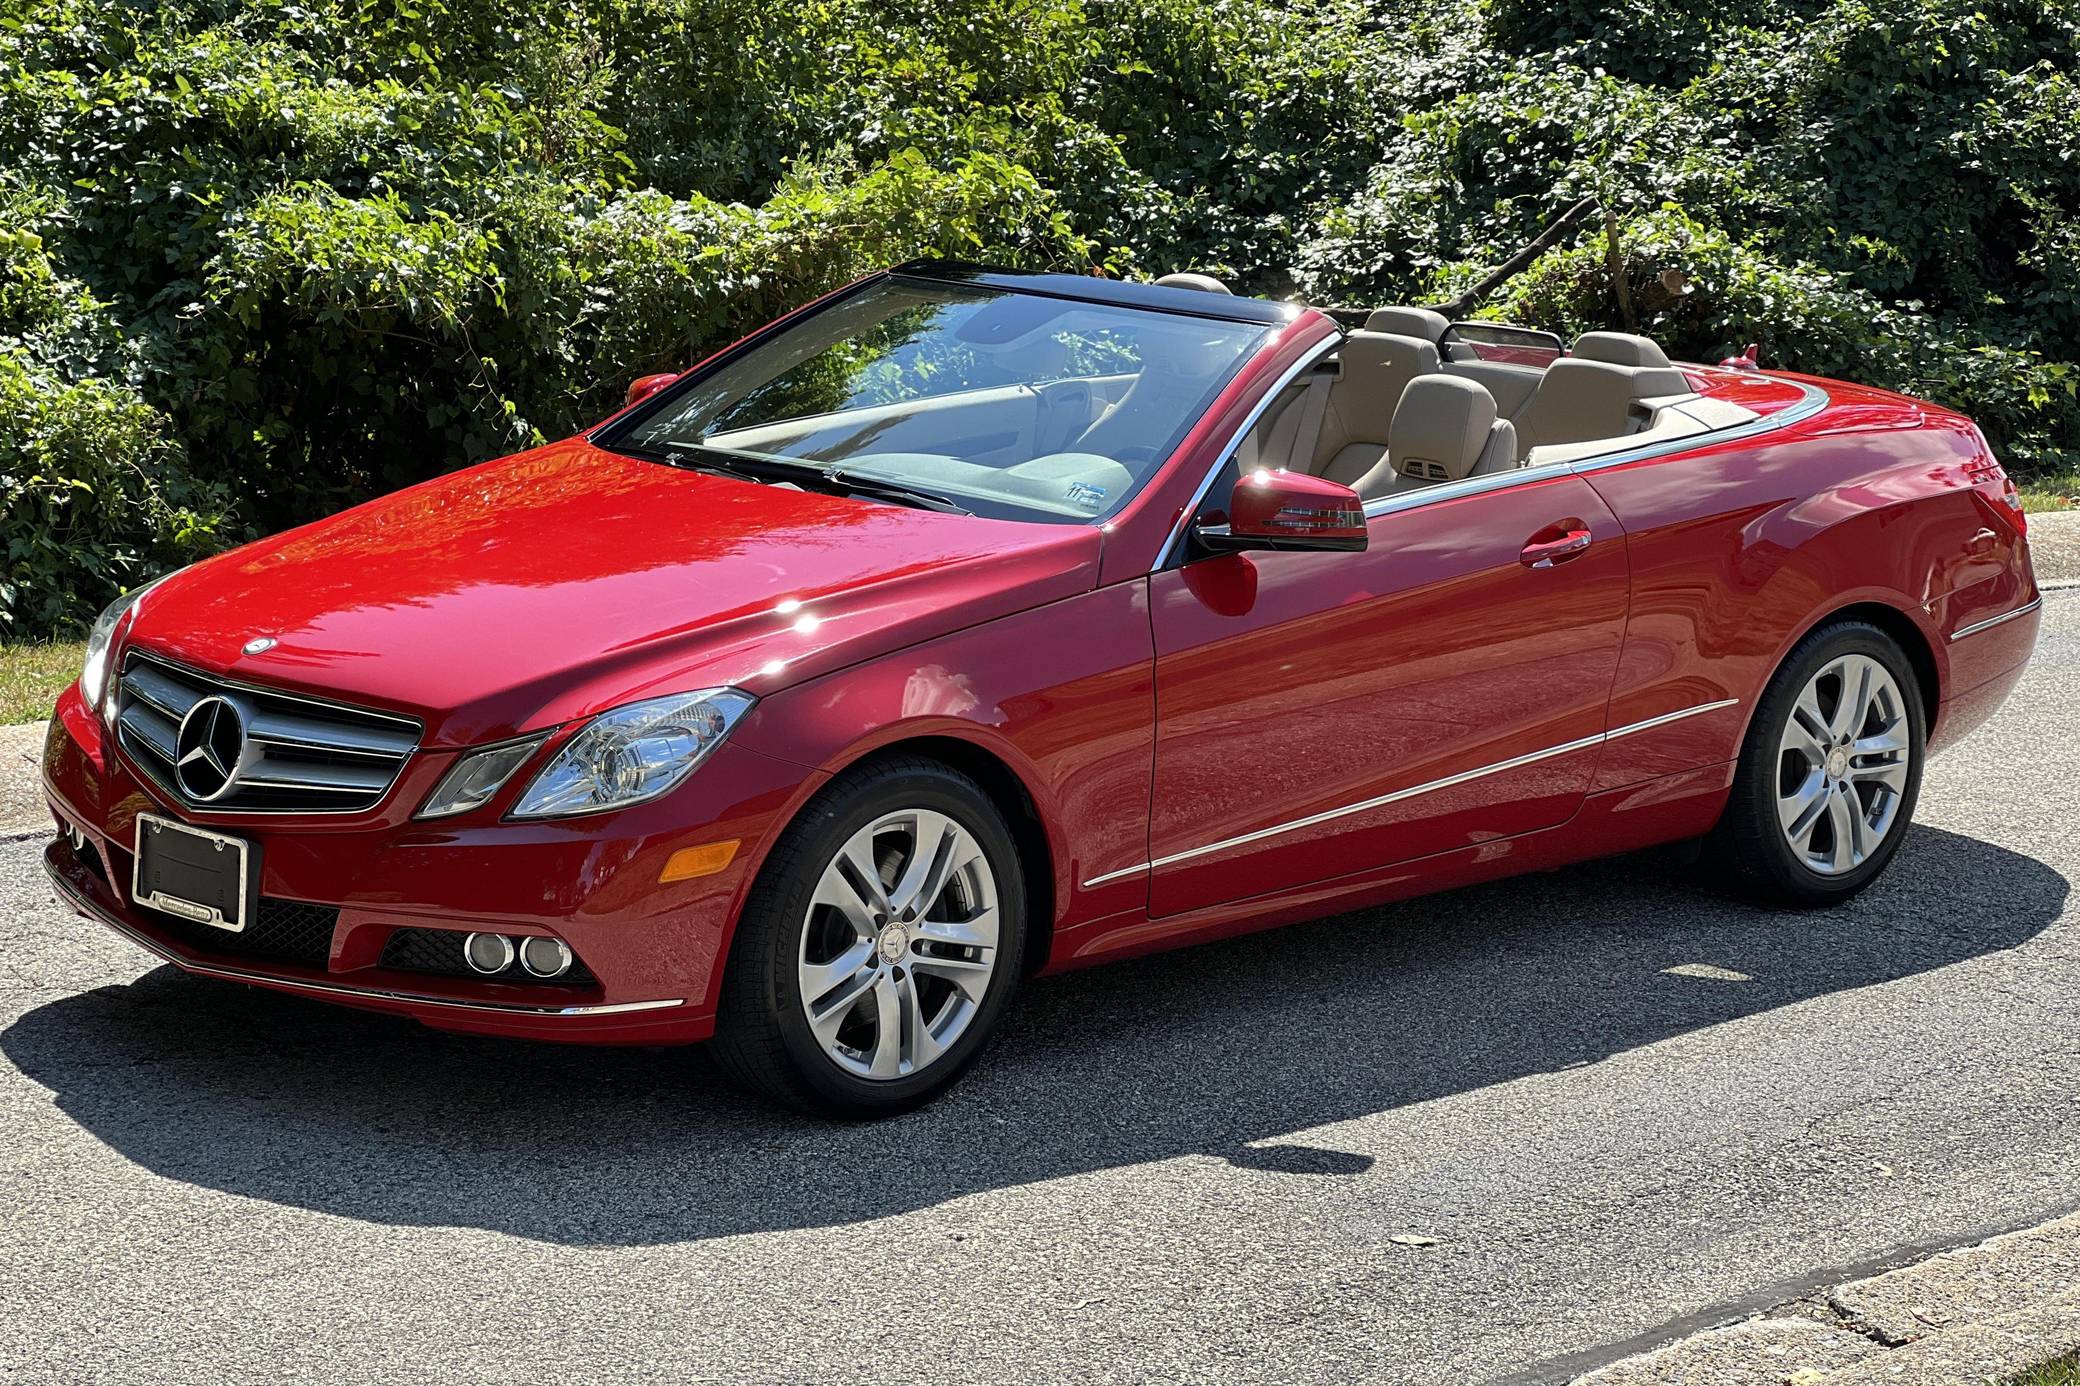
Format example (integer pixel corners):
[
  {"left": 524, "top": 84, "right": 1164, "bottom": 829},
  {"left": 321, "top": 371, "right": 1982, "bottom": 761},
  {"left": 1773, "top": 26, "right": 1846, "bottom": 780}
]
[{"left": 125, "top": 440, "right": 1104, "bottom": 747}]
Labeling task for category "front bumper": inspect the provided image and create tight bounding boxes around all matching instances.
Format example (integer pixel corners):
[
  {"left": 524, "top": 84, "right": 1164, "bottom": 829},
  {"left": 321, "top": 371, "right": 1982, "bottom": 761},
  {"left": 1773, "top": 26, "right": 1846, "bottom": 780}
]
[{"left": 40, "top": 682, "right": 820, "bottom": 1044}]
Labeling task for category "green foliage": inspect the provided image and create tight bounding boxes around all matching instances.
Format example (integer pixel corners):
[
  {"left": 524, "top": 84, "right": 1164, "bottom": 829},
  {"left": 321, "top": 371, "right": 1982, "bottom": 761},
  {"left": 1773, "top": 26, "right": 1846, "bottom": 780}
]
[
  {"left": 0, "top": 173, "right": 234, "bottom": 633},
  {"left": 1300, "top": 0, "right": 2080, "bottom": 471},
  {"left": 0, "top": 357, "right": 233, "bottom": 635},
  {"left": 0, "top": 0, "right": 2074, "bottom": 635}
]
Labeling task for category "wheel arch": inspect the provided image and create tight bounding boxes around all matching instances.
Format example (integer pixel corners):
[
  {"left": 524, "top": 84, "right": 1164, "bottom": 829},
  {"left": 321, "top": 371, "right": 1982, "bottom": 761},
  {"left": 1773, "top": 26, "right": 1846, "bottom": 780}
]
[
  {"left": 1780, "top": 598, "right": 1943, "bottom": 733},
  {"left": 732, "top": 730, "right": 1062, "bottom": 982},
  {"left": 841, "top": 735, "right": 1058, "bottom": 978}
]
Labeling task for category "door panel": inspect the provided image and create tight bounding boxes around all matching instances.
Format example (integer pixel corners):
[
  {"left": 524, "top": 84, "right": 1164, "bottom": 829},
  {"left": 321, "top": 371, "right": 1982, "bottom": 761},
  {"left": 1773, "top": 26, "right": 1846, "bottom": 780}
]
[{"left": 1148, "top": 473, "right": 1630, "bottom": 916}]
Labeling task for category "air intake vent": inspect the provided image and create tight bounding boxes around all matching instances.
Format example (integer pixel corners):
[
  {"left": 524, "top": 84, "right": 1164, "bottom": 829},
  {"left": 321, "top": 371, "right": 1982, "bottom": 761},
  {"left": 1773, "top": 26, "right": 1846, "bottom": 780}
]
[
  {"left": 380, "top": 927, "right": 597, "bottom": 985},
  {"left": 115, "top": 651, "right": 421, "bottom": 814},
  {"left": 146, "top": 897, "right": 341, "bottom": 968}
]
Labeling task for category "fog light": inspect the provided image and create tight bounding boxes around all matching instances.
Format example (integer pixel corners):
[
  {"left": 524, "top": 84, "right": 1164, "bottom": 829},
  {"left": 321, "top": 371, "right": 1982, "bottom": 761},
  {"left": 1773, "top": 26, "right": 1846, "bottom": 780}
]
[
  {"left": 517, "top": 935, "right": 573, "bottom": 979},
  {"left": 463, "top": 932, "right": 516, "bottom": 975}
]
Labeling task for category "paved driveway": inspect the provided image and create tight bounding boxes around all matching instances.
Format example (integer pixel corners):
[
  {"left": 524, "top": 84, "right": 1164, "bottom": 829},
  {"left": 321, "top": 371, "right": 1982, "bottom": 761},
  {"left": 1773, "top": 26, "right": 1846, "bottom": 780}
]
[{"left": 3, "top": 592, "right": 2076, "bottom": 1384}]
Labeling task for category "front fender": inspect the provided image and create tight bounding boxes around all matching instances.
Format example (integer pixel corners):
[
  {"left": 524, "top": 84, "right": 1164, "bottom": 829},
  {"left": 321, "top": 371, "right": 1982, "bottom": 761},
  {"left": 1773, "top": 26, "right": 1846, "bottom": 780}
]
[{"left": 728, "top": 581, "right": 1157, "bottom": 939}]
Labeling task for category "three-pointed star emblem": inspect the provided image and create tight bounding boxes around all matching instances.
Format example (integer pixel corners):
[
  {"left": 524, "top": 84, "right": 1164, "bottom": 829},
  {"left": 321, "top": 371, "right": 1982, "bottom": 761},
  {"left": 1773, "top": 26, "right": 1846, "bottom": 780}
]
[{"left": 174, "top": 696, "right": 248, "bottom": 801}]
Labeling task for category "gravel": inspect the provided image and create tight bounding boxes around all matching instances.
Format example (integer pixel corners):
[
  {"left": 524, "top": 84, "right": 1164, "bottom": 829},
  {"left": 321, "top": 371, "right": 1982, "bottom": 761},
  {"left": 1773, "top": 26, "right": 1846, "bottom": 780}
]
[
  {"left": 1, "top": 591, "right": 2076, "bottom": 1385},
  {"left": 2030, "top": 511, "right": 2080, "bottom": 584},
  {"left": 0, "top": 721, "right": 51, "bottom": 839}
]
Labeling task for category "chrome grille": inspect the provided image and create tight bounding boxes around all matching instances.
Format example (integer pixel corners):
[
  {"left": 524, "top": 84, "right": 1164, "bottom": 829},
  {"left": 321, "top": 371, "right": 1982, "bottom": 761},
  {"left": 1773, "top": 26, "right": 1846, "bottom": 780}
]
[{"left": 116, "top": 651, "right": 421, "bottom": 814}]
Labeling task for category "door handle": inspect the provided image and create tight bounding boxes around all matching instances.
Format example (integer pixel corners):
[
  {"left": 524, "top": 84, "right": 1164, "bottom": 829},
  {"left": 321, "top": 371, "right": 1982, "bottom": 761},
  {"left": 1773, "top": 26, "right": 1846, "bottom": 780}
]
[{"left": 1521, "top": 524, "right": 1593, "bottom": 569}]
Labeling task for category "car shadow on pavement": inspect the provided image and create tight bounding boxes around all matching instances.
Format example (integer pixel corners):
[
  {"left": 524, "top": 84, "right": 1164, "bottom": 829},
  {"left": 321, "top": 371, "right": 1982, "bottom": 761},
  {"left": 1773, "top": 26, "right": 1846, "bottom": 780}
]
[{"left": 3, "top": 824, "right": 2066, "bottom": 1246}]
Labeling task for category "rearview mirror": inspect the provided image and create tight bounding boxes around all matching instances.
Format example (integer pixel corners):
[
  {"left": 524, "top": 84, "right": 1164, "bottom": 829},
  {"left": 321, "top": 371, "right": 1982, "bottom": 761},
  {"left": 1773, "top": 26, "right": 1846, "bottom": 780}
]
[
  {"left": 1198, "top": 469, "right": 1367, "bottom": 554},
  {"left": 626, "top": 373, "right": 679, "bottom": 407}
]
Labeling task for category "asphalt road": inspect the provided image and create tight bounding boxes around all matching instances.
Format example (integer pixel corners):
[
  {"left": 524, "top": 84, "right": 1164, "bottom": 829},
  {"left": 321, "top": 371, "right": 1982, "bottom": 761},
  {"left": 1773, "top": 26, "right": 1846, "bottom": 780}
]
[{"left": 3, "top": 592, "right": 2077, "bottom": 1385}]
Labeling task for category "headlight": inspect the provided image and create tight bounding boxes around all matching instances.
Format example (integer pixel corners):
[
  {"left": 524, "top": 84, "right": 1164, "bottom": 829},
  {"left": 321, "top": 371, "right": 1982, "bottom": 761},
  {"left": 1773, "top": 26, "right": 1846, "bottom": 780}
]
[
  {"left": 416, "top": 734, "right": 549, "bottom": 819},
  {"left": 79, "top": 575, "right": 168, "bottom": 717},
  {"left": 508, "top": 688, "right": 755, "bottom": 819}
]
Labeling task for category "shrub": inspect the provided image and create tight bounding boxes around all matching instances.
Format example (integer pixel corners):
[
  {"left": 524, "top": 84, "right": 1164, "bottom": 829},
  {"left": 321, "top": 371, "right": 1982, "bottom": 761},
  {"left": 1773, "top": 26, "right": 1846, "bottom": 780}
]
[
  {"left": 0, "top": 0, "right": 2074, "bottom": 635},
  {"left": 0, "top": 357, "right": 235, "bottom": 634}
]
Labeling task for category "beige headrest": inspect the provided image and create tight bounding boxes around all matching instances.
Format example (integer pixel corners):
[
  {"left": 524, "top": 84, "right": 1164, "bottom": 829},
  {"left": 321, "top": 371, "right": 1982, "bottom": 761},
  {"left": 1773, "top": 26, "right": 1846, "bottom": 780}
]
[
  {"left": 1513, "top": 357, "right": 1692, "bottom": 457},
  {"left": 1335, "top": 331, "right": 1440, "bottom": 443},
  {"left": 1365, "top": 306, "right": 1451, "bottom": 343},
  {"left": 1153, "top": 272, "right": 1233, "bottom": 295},
  {"left": 1572, "top": 331, "right": 1672, "bottom": 368},
  {"left": 1390, "top": 376, "right": 1499, "bottom": 483}
]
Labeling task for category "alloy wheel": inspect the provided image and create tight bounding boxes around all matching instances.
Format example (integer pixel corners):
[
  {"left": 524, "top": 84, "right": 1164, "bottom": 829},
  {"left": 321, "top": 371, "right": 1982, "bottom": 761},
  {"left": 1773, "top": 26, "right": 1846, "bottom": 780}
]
[
  {"left": 796, "top": 808, "right": 1000, "bottom": 1080},
  {"left": 1775, "top": 653, "right": 1912, "bottom": 876}
]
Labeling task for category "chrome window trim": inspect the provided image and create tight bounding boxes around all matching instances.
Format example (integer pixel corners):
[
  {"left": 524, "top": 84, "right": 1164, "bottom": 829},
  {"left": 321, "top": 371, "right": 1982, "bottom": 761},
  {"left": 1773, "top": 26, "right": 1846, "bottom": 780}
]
[
  {"left": 1153, "top": 336, "right": 1344, "bottom": 569},
  {"left": 1359, "top": 380, "right": 1832, "bottom": 521},
  {"left": 1948, "top": 596, "right": 2042, "bottom": 642},
  {"left": 48, "top": 859, "right": 682, "bottom": 1018},
  {"left": 1159, "top": 362, "right": 1829, "bottom": 557},
  {"left": 1077, "top": 698, "right": 1739, "bottom": 889}
]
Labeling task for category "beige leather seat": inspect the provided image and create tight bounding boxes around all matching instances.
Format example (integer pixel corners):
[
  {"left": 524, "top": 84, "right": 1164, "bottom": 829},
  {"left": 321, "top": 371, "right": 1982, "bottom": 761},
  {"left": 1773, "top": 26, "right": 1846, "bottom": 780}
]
[
  {"left": 1153, "top": 272, "right": 1233, "bottom": 295},
  {"left": 1347, "top": 376, "right": 1517, "bottom": 499},
  {"left": 1309, "top": 331, "right": 1441, "bottom": 486},
  {"left": 1569, "top": 331, "right": 1672, "bottom": 367},
  {"left": 1513, "top": 353, "right": 1690, "bottom": 458},
  {"left": 1076, "top": 350, "right": 1226, "bottom": 457},
  {"left": 1364, "top": 305, "right": 1450, "bottom": 345}
]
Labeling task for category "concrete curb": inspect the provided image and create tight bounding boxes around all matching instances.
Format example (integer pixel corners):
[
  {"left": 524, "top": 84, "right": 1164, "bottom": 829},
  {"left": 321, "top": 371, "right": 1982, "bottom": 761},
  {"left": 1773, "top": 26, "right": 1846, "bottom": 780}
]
[{"left": 1573, "top": 1212, "right": 2080, "bottom": 1385}]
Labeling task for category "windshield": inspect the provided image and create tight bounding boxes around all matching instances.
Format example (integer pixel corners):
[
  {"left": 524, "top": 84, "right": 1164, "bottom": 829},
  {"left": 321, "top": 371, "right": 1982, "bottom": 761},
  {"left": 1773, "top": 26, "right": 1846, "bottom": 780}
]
[{"left": 608, "top": 277, "right": 1274, "bottom": 522}]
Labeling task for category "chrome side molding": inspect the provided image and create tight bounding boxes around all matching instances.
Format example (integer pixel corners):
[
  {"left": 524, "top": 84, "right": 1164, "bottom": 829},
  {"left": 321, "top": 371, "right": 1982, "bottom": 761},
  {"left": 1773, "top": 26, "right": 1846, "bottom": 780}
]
[
  {"left": 1078, "top": 698, "right": 1739, "bottom": 888},
  {"left": 1949, "top": 596, "right": 2042, "bottom": 642}
]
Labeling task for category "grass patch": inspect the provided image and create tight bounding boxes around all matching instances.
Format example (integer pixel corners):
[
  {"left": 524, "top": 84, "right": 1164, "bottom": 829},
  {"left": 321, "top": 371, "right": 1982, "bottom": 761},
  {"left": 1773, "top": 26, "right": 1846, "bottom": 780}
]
[
  {"left": 2009, "top": 1353, "right": 2080, "bottom": 1385},
  {"left": 2019, "top": 469, "right": 2080, "bottom": 513},
  {"left": 0, "top": 641, "right": 84, "bottom": 724}
]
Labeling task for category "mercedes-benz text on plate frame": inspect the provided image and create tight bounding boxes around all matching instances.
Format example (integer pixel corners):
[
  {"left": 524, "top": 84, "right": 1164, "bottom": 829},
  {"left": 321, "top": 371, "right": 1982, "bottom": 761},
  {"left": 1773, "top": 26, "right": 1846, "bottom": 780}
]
[{"left": 37, "top": 260, "right": 2041, "bottom": 1117}]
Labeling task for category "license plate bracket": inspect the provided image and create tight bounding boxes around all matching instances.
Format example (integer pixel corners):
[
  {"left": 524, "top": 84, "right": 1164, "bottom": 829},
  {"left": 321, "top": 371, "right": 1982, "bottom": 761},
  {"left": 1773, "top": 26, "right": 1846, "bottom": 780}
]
[{"left": 133, "top": 813, "right": 259, "bottom": 932}]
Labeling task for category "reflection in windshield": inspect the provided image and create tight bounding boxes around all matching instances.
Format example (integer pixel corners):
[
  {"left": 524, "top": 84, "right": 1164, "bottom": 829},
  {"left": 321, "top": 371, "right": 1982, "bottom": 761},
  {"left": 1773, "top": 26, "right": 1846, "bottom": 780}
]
[{"left": 614, "top": 280, "right": 1271, "bottom": 524}]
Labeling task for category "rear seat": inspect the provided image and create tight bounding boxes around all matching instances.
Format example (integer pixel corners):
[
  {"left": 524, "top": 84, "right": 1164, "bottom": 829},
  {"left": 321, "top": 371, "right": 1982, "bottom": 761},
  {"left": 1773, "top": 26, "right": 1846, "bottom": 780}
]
[
  {"left": 1364, "top": 305, "right": 1451, "bottom": 347},
  {"left": 1570, "top": 330, "right": 1671, "bottom": 367},
  {"left": 1511, "top": 334, "right": 1690, "bottom": 459},
  {"left": 1270, "top": 320, "right": 1716, "bottom": 480}
]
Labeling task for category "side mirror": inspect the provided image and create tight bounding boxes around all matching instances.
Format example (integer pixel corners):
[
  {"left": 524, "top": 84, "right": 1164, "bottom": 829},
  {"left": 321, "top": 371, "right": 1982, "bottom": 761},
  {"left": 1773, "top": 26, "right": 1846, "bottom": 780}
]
[
  {"left": 1198, "top": 469, "right": 1367, "bottom": 554},
  {"left": 626, "top": 373, "right": 679, "bottom": 407}
]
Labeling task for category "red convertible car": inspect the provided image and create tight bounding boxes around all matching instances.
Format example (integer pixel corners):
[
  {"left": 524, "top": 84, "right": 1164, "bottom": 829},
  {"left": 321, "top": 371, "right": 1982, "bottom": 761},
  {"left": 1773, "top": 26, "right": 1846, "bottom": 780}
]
[{"left": 40, "top": 262, "right": 2041, "bottom": 1115}]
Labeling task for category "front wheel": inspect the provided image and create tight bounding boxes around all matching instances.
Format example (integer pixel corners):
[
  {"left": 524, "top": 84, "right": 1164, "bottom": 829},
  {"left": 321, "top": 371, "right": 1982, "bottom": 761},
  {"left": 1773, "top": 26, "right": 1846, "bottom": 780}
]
[
  {"left": 711, "top": 757, "right": 1025, "bottom": 1117},
  {"left": 1710, "top": 620, "right": 1926, "bottom": 906}
]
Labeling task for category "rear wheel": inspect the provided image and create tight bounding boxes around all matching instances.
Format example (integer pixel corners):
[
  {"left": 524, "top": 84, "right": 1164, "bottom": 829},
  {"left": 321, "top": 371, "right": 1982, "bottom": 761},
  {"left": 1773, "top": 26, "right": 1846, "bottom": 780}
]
[
  {"left": 1711, "top": 620, "right": 1925, "bottom": 906},
  {"left": 711, "top": 757, "right": 1025, "bottom": 1117}
]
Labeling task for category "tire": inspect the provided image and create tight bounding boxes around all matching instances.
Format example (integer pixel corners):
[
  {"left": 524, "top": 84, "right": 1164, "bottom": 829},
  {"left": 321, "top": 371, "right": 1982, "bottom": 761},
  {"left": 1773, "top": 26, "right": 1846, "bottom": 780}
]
[
  {"left": 1710, "top": 619, "right": 1926, "bottom": 906},
  {"left": 710, "top": 756, "right": 1027, "bottom": 1117}
]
